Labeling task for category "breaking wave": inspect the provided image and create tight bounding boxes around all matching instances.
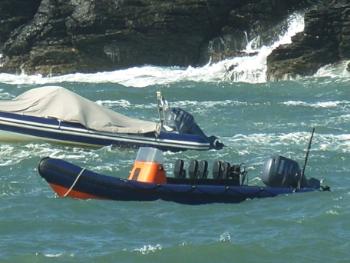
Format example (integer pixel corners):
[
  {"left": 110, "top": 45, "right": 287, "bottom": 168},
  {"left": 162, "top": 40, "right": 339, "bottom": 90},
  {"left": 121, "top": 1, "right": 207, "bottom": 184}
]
[
  {"left": 314, "top": 60, "right": 350, "bottom": 79},
  {"left": 0, "top": 14, "right": 304, "bottom": 87}
]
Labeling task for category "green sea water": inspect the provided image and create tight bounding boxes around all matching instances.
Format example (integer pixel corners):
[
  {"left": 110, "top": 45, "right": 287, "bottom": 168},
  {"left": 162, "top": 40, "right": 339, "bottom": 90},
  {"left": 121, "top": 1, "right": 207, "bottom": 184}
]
[{"left": 0, "top": 78, "right": 349, "bottom": 262}]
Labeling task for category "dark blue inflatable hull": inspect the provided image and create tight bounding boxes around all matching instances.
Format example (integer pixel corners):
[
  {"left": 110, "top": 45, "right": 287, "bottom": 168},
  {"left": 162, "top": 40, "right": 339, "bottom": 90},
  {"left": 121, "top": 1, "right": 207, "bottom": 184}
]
[
  {"left": 0, "top": 111, "right": 213, "bottom": 151},
  {"left": 38, "top": 158, "right": 320, "bottom": 205}
]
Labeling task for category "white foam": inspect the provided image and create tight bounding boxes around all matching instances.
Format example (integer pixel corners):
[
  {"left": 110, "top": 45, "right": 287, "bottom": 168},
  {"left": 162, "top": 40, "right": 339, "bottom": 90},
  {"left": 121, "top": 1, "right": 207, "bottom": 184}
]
[
  {"left": 231, "top": 13, "right": 304, "bottom": 82},
  {"left": 219, "top": 232, "right": 231, "bottom": 242},
  {"left": 133, "top": 244, "right": 162, "bottom": 255},
  {"left": 0, "top": 13, "right": 304, "bottom": 87},
  {"left": 0, "top": 143, "right": 99, "bottom": 167},
  {"left": 228, "top": 132, "right": 350, "bottom": 153},
  {"left": 44, "top": 253, "right": 63, "bottom": 258},
  {"left": 326, "top": 209, "right": 339, "bottom": 215},
  {"left": 282, "top": 100, "right": 349, "bottom": 109},
  {"left": 315, "top": 60, "right": 350, "bottom": 78},
  {"left": 172, "top": 100, "right": 252, "bottom": 109},
  {"left": 95, "top": 99, "right": 131, "bottom": 108},
  {"left": 35, "top": 252, "right": 75, "bottom": 258},
  {"left": 94, "top": 99, "right": 262, "bottom": 112}
]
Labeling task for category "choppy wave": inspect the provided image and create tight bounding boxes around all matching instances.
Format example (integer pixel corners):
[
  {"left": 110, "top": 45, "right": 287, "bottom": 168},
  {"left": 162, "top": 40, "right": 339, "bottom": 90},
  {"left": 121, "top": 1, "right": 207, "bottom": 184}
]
[
  {"left": 96, "top": 99, "right": 268, "bottom": 111},
  {"left": 0, "top": 143, "right": 123, "bottom": 169},
  {"left": 223, "top": 13, "right": 304, "bottom": 83},
  {"left": 40, "top": 252, "right": 65, "bottom": 258},
  {"left": 133, "top": 244, "right": 162, "bottom": 255},
  {"left": 314, "top": 60, "right": 350, "bottom": 78},
  {"left": 281, "top": 100, "right": 350, "bottom": 109},
  {"left": 219, "top": 232, "right": 232, "bottom": 243},
  {"left": 1, "top": 131, "right": 348, "bottom": 170},
  {"left": 0, "top": 13, "right": 304, "bottom": 87},
  {"left": 0, "top": 88, "right": 14, "bottom": 99},
  {"left": 96, "top": 99, "right": 131, "bottom": 108},
  {"left": 227, "top": 132, "right": 350, "bottom": 154}
]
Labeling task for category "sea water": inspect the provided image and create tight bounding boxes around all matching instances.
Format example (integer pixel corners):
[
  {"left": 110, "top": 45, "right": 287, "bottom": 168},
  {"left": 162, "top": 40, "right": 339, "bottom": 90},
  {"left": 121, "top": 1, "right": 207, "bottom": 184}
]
[
  {"left": 0, "top": 78, "right": 349, "bottom": 262},
  {"left": 0, "top": 11, "right": 350, "bottom": 263}
]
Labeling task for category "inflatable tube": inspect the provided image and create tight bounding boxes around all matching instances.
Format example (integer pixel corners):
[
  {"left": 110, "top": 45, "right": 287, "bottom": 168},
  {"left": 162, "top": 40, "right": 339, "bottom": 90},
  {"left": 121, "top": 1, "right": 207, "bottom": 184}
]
[{"left": 38, "top": 157, "right": 322, "bottom": 205}]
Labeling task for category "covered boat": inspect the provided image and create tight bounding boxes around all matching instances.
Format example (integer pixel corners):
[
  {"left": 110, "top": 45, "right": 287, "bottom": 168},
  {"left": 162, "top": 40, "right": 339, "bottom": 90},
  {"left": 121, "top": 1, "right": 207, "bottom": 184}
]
[
  {"left": 0, "top": 86, "right": 223, "bottom": 151},
  {"left": 38, "top": 147, "right": 328, "bottom": 204}
]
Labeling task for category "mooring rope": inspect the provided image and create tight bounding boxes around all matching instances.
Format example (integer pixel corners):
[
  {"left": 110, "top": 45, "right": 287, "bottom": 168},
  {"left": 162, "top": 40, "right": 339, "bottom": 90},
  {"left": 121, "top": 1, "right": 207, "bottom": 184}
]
[{"left": 63, "top": 168, "right": 86, "bottom": 197}]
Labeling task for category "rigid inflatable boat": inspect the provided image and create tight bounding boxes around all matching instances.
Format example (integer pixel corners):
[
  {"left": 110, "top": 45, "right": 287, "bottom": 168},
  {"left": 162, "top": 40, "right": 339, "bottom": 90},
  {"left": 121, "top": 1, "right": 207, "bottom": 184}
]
[
  {"left": 0, "top": 86, "right": 223, "bottom": 151},
  {"left": 38, "top": 147, "right": 328, "bottom": 204}
]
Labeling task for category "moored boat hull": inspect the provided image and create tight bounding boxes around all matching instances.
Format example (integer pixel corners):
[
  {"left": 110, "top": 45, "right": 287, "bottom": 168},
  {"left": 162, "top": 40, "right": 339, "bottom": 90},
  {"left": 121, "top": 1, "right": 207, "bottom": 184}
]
[
  {"left": 0, "top": 111, "right": 212, "bottom": 151},
  {"left": 0, "top": 87, "right": 223, "bottom": 151}
]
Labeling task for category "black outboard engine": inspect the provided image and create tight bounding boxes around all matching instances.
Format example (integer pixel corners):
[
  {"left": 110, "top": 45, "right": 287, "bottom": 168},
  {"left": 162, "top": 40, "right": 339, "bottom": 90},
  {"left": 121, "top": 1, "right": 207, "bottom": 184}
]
[
  {"left": 262, "top": 156, "right": 307, "bottom": 188},
  {"left": 169, "top": 108, "right": 205, "bottom": 136},
  {"left": 168, "top": 108, "right": 224, "bottom": 150},
  {"left": 262, "top": 155, "right": 323, "bottom": 189}
]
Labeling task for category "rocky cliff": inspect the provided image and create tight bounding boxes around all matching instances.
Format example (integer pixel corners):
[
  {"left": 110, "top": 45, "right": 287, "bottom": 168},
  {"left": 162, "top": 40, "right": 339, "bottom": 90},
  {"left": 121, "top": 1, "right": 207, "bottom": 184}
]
[
  {"left": 0, "top": 0, "right": 313, "bottom": 75},
  {"left": 0, "top": 0, "right": 41, "bottom": 48},
  {"left": 267, "top": 0, "right": 350, "bottom": 80}
]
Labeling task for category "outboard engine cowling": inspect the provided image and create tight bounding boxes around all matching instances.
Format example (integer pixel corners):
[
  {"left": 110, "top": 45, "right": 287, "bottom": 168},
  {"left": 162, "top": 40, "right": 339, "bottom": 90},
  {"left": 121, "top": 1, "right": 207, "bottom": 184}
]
[
  {"left": 168, "top": 108, "right": 224, "bottom": 149},
  {"left": 262, "top": 156, "right": 306, "bottom": 188},
  {"left": 169, "top": 108, "right": 205, "bottom": 136}
]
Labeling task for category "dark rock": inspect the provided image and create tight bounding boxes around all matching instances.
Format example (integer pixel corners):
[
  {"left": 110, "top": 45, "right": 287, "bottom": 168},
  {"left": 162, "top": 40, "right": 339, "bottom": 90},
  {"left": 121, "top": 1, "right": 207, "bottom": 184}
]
[
  {"left": 1, "top": 0, "right": 240, "bottom": 74},
  {"left": 203, "top": 0, "right": 317, "bottom": 63},
  {"left": 0, "top": 0, "right": 318, "bottom": 75},
  {"left": 267, "top": 0, "right": 350, "bottom": 79},
  {"left": 0, "top": 0, "right": 41, "bottom": 48}
]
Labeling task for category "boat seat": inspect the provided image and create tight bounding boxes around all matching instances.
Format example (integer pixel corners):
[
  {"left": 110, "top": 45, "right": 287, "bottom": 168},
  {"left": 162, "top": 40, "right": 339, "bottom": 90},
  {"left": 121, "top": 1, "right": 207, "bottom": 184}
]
[
  {"left": 197, "top": 160, "right": 208, "bottom": 179},
  {"left": 188, "top": 159, "right": 199, "bottom": 179},
  {"left": 229, "top": 164, "right": 241, "bottom": 185},
  {"left": 212, "top": 160, "right": 223, "bottom": 179},
  {"left": 212, "top": 160, "right": 232, "bottom": 180},
  {"left": 174, "top": 159, "right": 186, "bottom": 179},
  {"left": 221, "top": 162, "right": 231, "bottom": 180}
]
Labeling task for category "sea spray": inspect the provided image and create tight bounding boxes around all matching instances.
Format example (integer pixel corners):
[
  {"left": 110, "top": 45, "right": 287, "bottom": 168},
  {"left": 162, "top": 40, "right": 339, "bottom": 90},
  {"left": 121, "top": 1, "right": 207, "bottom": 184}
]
[
  {"left": 0, "top": 13, "right": 305, "bottom": 87},
  {"left": 223, "top": 13, "right": 305, "bottom": 83},
  {"left": 314, "top": 60, "right": 350, "bottom": 78}
]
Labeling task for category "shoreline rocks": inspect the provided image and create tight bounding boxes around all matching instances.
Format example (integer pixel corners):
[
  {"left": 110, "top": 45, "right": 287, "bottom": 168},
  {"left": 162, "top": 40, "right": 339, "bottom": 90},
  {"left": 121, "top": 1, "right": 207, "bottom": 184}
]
[
  {"left": 1, "top": 0, "right": 343, "bottom": 78},
  {"left": 0, "top": 0, "right": 236, "bottom": 75},
  {"left": 267, "top": 0, "right": 350, "bottom": 80},
  {"left": 0, "top": 0, "right": 41, "bottom": 49}
]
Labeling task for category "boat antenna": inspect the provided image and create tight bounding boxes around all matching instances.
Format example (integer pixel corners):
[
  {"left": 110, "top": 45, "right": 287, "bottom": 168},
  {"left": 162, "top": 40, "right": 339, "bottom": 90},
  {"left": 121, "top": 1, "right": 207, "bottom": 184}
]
[
  {"left": 301, "top": 127, "right": 315, "bottom": 181},
  {"left": 156, "top": 90, "right": 166, "bottom": 128}
]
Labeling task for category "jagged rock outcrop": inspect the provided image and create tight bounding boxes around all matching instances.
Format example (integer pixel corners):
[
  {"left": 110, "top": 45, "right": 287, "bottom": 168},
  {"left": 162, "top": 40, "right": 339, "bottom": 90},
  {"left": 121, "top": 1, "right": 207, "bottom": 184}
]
[
  {"left": 0, "top": 0, "right": 41, "bottom": 48},
  {"left": 0, "top": 0, "right": 312, "bottom": 75},
  {"left": 267, "top": 0, "right": 350, "bottom": 80},
  {"left": 0, "top": 0, "right": 236, "bottom": 74},
  {"left": 203, "top": 0, "right": 317, "bottom": 63}
]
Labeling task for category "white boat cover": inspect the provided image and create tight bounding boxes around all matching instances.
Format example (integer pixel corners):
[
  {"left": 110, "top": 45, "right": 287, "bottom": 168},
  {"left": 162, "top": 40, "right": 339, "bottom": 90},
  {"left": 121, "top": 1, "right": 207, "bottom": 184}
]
[{"left": 0, "top": 86, "right": 158, "bottom": 134}]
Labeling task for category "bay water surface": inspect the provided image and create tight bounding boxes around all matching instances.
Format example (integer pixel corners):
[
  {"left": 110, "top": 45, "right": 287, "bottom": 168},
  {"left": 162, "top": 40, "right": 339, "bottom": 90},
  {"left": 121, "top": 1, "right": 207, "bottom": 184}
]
[{"left": 0, "top": 77, "right": 349, "bottom": 262}]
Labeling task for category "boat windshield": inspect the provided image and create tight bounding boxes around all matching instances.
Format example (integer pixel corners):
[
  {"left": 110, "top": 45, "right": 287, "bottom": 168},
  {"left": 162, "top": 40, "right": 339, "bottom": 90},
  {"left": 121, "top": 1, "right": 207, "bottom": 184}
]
[{"left": 135, "top": 147, "right": 164, "bottom": 164}]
